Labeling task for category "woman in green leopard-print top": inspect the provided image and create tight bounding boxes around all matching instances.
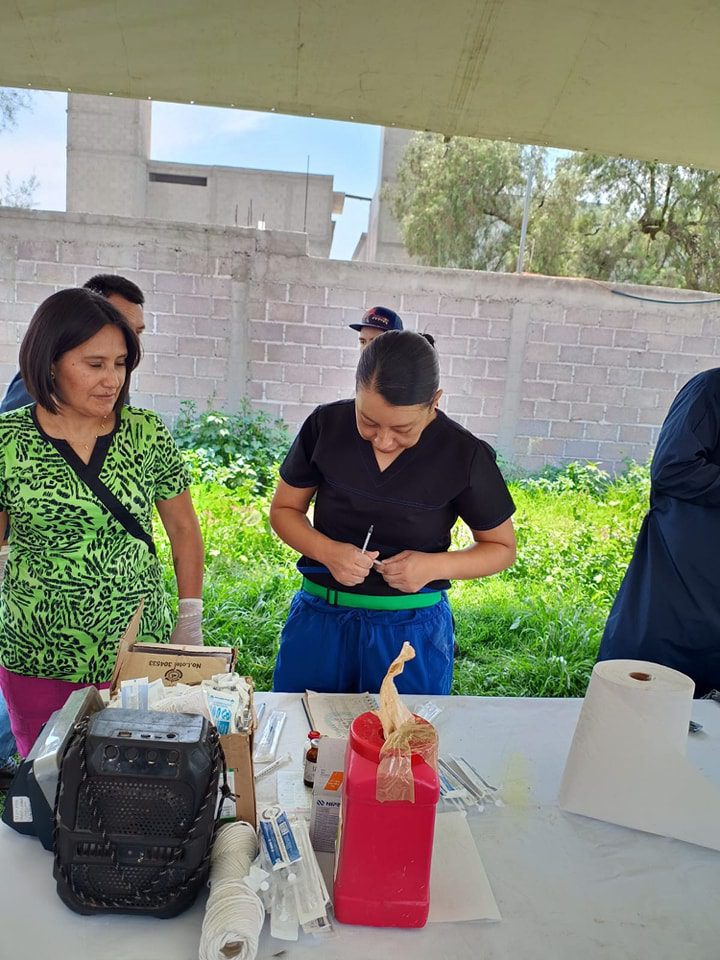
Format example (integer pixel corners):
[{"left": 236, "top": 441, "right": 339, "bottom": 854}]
[{"left": 0, "top": 288, "right": 205, "bottom": 755}]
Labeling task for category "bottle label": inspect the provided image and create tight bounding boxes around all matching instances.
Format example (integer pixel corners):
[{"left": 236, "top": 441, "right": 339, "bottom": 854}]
[{"left": 304, "top": 756, "right": 317, "bottom": 785}]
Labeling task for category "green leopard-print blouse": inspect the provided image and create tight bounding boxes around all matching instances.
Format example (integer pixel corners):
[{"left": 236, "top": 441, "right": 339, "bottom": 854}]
[{"left": 0, "top": 406, "right": 191, "bottom": 683}]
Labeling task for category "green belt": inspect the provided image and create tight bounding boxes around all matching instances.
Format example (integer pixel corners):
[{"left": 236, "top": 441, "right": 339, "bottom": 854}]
[{"left": 302, "top": 577, "right": 442, "bottom": 610}]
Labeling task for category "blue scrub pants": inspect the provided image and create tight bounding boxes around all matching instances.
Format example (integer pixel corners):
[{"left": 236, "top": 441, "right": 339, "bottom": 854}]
[{"left": 272, "top": 590, "right": 454, "bottom": 695}]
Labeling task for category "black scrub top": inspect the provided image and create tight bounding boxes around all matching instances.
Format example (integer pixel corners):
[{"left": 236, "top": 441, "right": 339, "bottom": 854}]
[
  {"left": 599, "top": 367, "right": 720, "bottom": 691},
  {"left": 279, "top": 399, "right": 515, "bottom": 596}
]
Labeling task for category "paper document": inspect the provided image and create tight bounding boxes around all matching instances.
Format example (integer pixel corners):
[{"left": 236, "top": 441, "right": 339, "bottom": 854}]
[
  {"left": 428, "top": 811, "right": 501, "bottom": 923},
  {"left": 303, "top": 691, "right": 378, "bottom": 738}
]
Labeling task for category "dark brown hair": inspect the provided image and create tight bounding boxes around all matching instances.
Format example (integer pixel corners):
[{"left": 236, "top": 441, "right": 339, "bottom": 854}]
[
  {"left": 356, "top": 329, "right": 439, "bottom": 406},
  {"left": 19, "top": 288, "right": 142, "bottom": 414}
]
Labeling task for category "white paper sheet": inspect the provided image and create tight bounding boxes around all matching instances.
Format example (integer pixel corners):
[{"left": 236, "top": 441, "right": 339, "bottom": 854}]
[
  {"left": 304, "top": 691, "right": 378, "bottom": 738},
  {"left": 428, "top": 811, "right": 501, "bottom": 923},
  {"left": 559, "top": 659, "right": 720, "bottom": 851}
]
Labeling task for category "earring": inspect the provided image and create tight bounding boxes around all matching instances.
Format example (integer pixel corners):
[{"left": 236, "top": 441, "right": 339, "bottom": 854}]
[{"left": 51, "top": 371, "right": 56, "bottom": 379}]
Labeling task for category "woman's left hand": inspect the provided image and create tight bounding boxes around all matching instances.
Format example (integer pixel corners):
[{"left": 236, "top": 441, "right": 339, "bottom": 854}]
[
  {"left": 170, "top": 598, "right": 204, "bottom": 646},
  {"left": 374, "top": 551, "right": 436, "bottom": 594}
]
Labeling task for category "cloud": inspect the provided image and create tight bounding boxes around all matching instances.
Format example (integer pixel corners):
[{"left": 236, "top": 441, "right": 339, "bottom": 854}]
[{"left": 150, "top": 101, "right": 266, "bottom": 159}]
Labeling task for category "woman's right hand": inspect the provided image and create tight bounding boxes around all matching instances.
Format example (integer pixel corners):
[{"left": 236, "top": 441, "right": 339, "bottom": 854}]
[{"left": 324, "top": 542, "right": 379, "bottom": 586}]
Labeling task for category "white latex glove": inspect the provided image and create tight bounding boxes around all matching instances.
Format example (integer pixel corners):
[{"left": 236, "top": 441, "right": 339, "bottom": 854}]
[{"left": 170, "top": 598, "right": 204, "bottom": 646}]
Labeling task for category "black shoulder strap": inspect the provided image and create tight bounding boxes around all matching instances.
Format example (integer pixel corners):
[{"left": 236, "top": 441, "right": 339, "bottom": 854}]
[
  {"left": 81, "top": 472, "right": 157, "bottom": 555},
  {"left": 35, "top": 412, "right": 157, "bottom": 556}
]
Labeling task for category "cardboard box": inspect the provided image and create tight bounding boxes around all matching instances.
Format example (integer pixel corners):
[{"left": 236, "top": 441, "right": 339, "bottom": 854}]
[
  {"left": 108, "top": 605, "right": 256, "bottom": 825},
  {"left": 220, "top": 729, "right": 257, "bottom": 826},
  {"left": 109, "top": 605, "right": 236, "bottom": 697}
]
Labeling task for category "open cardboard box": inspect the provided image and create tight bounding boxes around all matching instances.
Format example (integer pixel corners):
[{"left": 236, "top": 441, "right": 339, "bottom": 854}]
[{"left": 109, "top": 604, "right": 256, "bottom": 824}]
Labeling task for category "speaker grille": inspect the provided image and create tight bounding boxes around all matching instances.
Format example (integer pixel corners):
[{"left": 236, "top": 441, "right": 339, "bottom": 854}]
[
  {"left": 77, "top": 780, "right": 193, "bottom": 836},
  {"left": 70, "top": 863, "right": 186, "bottom": 901}
]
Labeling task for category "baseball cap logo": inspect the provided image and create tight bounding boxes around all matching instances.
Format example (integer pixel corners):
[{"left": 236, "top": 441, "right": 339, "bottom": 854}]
[{"left": 366, "top": 311, "right": 389, "bottom": 326}]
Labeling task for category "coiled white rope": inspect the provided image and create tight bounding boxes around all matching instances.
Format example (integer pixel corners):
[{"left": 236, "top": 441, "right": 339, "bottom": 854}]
[{"left": 199, "top": 821, "right": 265, "bottom": 960}]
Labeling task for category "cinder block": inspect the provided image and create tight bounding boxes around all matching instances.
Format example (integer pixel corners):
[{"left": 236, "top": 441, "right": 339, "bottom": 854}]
[
  {"left": 138, "top": 248, "right": 179, "bottom": 271},
  {"left": 196, "top": 357, "right": 228, "bottom": 378},
  {"left": 453, "top": 317, "right": 490, "bottom": 337},
  {"left": 35, "top": 262, "right": 77, "bottom": 285},
  {"left": 194, "top": 317, "right": 231, "bottom": 339},
  {"left": 584, "top": 422, "right": 619, "bottom": 441},
  {"left": 285, "top": 364, "right": 320, "bottom": 384},
  {"left": 175, "top": 295, "right": 212, "bottom": 316},
  {"left": 248, "top": 321, "right": 284, "bottom": 343},
  {"left": 304, "top": 305, "right": 345, "bottom": 326},
  {"left": 155, "top": 354, "right": 195, "bottom": 377},
  {"left": 607, "top": 366, "right": 641, "bottom": 386},
  {"left": 438, "top": 296, "right": 475, "bottom": 317},
  {"left": 178, "top": 336, "right": 214, "bottom": 356},
  {"left": 562, "top": 439, "right": 601, "bottom": 459},
  {"left": 98, "top": 246, "right": 138, "bottom": 269},
  {"left": 535, "top": 400, "right": 570, "bottom": 420},
  {"left": 269, "top": 302, "right": 305, "bottom": 323},
  {"left": 321, "top": 366, "right": 354, "bottom": 389},
  {"left": 18, "top": 240, "right": 58, "bottom": 262},
  {"left": 573, "top": 364, "right": 608, "bottom": 385},
  {"left": 288, "top": 283, "right": 323, "bottom": 305},
  {"left": 327, "top": 288, "right": 364, "bottom": 308},
  {"left": 156, "top": 314, "right": 195, "bottom": 336},
  {"left": 544, "top": 324, "right": 580, "bottom": 345},
  {"left": 554, "top": 382, "right": 590, "bottom": 402},
  {"left": 579, "top": 326, "right": 614, "bottom": 346},
  {"left": 283, "top": 324, "right": 324, "bottom": 345},
  {"left": 401, "top": 294, "right": 440, "bottom": 313},
  {"left": 266, "top": 381, "right": 302, "bottom": 402},
  {"left": 569, "top": 402, "right": 604, "bottom": 422},
  {"left": 155, "top": 273, "right": 195, "bottom": 294},
  {"left": 15, "top": 282, "right": 53, "bottom": 306},
  {"left": 136, "top": 374, "right": 176, "bottom": 396},
  {"left": 249, "top": 361, "right": 283, "bottom": 382},
  {"left": 525, "top": 342, "right": 560, "bottom": 362},
  {"left": 476, "top": 299, "right": 512, "bottom": 319}
]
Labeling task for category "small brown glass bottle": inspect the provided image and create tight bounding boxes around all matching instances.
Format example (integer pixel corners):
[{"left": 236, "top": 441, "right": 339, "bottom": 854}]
[{"left": 303, "top": 730, "right": 321, "bottom": 787}]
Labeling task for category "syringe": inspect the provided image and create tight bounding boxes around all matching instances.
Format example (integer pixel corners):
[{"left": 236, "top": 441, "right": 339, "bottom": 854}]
[{"left": 254, "top": 752, "right": 292, "bottom": 782}]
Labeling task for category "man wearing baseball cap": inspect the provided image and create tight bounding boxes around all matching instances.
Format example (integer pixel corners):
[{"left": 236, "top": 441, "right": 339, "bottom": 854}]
[{"left": 349, "top": 305, "right": 403, "bottom": 349}]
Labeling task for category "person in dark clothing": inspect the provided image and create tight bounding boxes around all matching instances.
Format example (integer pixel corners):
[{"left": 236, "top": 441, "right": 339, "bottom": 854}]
[
  {"left": 0, "top": 274, "right": 145, "bottom": 413},
  {"left": 598, "top": 368, "right": 720, "bottom": 696},
  {"left": 349, "top": 305, "right": 403, "bottom": 350},
  {"left": 270, "top": 329, "right": 516, "bottom": 695}
]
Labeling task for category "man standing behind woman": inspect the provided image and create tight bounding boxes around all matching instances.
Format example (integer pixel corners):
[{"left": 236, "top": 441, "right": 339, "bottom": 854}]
[
  {"left": 270, "top": 329, "right": 516, "bottom": 695},
  {"left": 0, "top": 288, "right": 204, "bottom": 755}
]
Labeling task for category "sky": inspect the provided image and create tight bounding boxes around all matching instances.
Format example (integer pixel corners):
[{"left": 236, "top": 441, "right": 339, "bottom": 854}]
[{"left": 0, "top": 87, "right": 383, "bottom": 261}]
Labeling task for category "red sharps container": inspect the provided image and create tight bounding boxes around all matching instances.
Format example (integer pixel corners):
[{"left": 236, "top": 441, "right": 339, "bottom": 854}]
[{"left": 333, "top": 711, "right": 439, "bottom": 927}]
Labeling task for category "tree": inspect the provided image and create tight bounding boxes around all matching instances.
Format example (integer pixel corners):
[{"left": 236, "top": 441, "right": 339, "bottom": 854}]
[
  {"left": 0, "top": 88, "right": 38, "bottom": 208},
  {"left": 386, "top": 133, "right": 720, "bottom": 291}
]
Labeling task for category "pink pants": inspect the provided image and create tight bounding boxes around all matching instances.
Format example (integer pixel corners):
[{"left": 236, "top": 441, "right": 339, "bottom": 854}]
[{"left": 0, "top": 666, "right": 110, "bottom": 757}]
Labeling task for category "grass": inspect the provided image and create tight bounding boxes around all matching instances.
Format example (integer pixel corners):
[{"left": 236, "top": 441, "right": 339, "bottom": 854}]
[{"left": 155, "top": 460, "right": 650, "bottom": 698}]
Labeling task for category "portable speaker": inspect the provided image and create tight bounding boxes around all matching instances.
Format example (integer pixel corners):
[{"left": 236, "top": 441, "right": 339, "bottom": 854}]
[{"left": 53, "top": 707, "right": 224, "bottom": 918}]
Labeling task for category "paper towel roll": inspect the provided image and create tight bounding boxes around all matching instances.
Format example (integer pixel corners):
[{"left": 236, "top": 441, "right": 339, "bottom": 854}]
[{"left": 559, "top": 659, "right": 720, "bottom": 851}]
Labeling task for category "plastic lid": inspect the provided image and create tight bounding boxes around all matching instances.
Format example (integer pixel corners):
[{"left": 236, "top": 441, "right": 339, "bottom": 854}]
[
  {"left": 349, "top": 711, "right": 430, "bottom": 767},
  {"left": 308, "top": 730, "right": 321, "bottom": 740}
]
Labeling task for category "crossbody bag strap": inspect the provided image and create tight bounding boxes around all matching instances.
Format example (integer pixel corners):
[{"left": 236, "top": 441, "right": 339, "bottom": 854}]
[{"left": 80, "top": 471, "right": 157, "bottom": 555}]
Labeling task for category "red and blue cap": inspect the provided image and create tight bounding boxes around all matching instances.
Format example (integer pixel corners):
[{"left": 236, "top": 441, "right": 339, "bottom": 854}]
[{"left": 349, "top": 305, "right": 404, "bottom": 332}]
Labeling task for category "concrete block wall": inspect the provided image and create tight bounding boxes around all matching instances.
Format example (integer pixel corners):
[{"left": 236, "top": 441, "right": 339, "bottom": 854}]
[{"left": 2, "top": 207, "right": 720, "bottom": 472}]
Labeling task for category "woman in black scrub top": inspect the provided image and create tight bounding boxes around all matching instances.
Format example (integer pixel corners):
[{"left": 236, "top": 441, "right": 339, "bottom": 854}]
[{"left": 270, "top": 330, "right": 517, "bottom": 695}]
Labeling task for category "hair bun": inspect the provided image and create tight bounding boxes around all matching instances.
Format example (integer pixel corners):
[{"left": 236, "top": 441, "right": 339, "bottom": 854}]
[{"left": 421, "top": 332, "right": 436, "bottom": 348}]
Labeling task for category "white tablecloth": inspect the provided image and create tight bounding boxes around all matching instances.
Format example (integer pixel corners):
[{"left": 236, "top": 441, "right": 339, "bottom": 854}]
[{"left": 1, "top": 692, "right": 719, "bottom": 960}]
